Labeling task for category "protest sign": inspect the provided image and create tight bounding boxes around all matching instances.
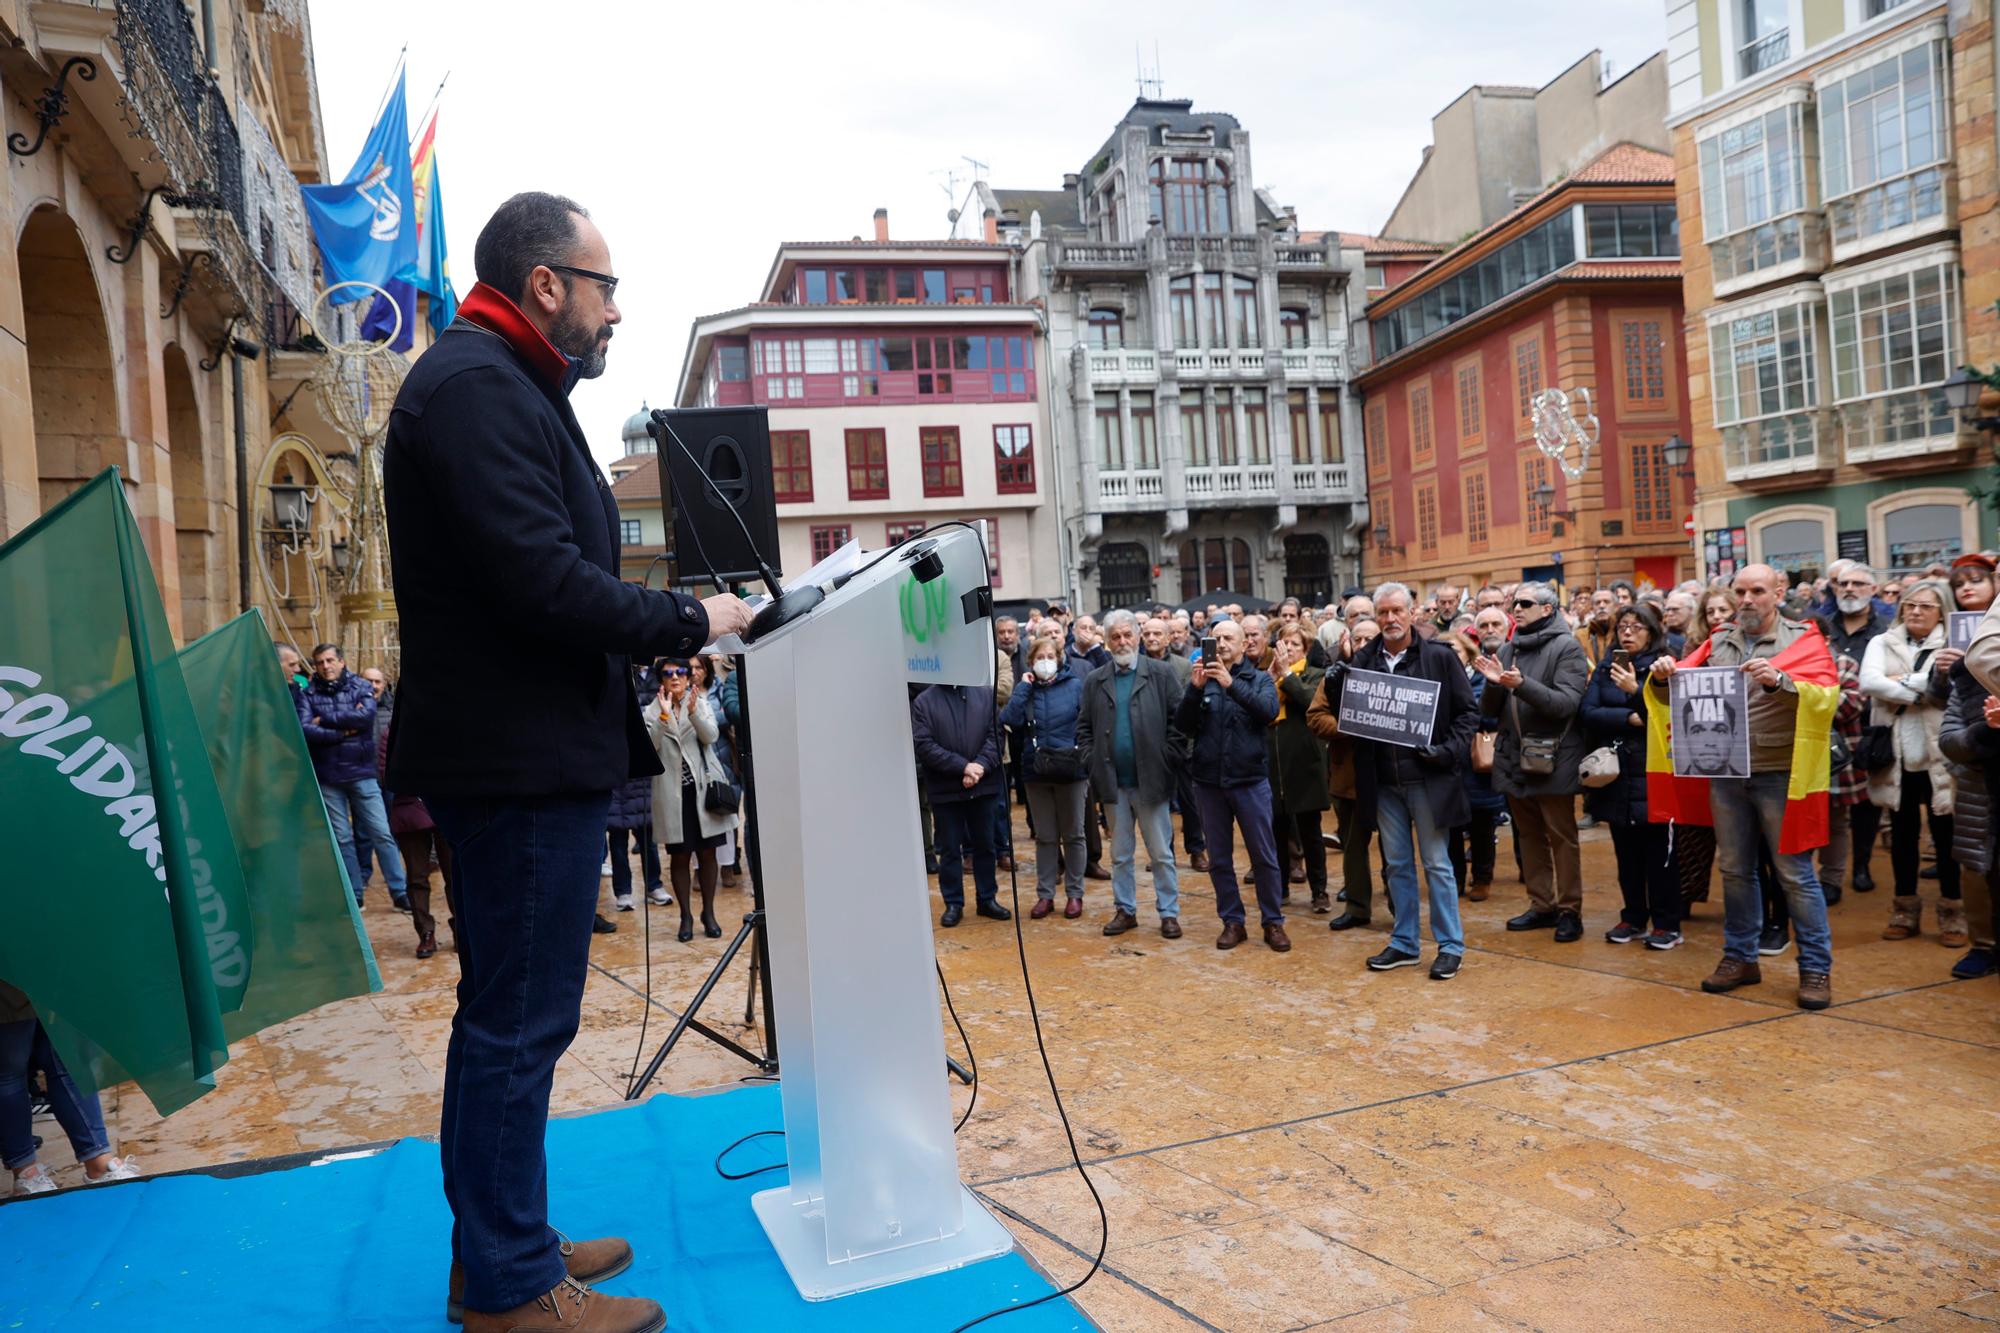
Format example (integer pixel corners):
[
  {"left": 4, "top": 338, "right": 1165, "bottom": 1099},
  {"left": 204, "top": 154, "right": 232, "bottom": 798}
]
[
  {"left": 1337, "top": 668, "right": 1439, "bottom": 748},
  {"left": 1950, "top": 611, "right": 1981, "bottom": 652},
  {"left": 1670, "top": 665, "right": 1750, "bottom": 778}
]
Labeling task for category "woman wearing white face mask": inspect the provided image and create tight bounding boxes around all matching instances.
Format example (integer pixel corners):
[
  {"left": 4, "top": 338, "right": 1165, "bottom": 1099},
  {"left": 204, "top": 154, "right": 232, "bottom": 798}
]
[{"left": 1000, "top": 636, "right": 1090, "bottom": 917}]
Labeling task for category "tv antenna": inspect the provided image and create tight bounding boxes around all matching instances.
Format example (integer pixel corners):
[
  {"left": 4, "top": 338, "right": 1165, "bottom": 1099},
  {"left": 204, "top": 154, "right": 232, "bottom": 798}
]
[{"left": 1136, "top": 42, "right": 1163, "bottom": 99}]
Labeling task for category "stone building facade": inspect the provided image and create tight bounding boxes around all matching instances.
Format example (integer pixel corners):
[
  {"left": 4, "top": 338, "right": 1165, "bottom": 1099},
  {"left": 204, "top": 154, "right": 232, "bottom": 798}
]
[
  {"left": 1663, "top": 0, "right": 1999, "bottom": 580},
  {"left": 972, "top": 98, "right": 1368, "bottom": 611},
  {"left": 0, "top": 0, "right": 371, "bottom": 652}
]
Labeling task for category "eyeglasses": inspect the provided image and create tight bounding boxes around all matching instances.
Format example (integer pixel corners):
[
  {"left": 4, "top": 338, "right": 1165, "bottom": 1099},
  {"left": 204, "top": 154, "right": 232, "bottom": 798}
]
[
  {"left": 1512, "top": 599, "right": 1538, "bottom": 610},
  {"left": 661, "top": 667, "right": 689, "bottom": 677},
  {"left": 545, "top": 263, "right": 618, "bottom": 298}
]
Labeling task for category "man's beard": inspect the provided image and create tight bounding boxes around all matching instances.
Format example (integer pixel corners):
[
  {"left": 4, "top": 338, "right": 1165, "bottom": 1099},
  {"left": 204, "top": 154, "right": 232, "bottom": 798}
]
[
  {"left": 550, "top": 299, "right": 611, "bottom": 380},
  {"left": 1837, "top": 595, "right": 1870, "bottom": 615},
  {"left": 1738, "top": 603, "right": 1771, "bottom": 633},
  {"left": 1111, "top": 650, "right": 1138, "bottom": 669}
]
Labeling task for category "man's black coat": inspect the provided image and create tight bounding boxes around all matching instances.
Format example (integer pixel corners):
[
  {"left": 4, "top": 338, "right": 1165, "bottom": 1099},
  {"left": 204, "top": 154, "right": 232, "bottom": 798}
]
[
  {"left": 383, "top": 283, "right": 710, "bottom": 797},
  {"left": 1322, "top": 633, "right": 1478, "bottom": 828}
]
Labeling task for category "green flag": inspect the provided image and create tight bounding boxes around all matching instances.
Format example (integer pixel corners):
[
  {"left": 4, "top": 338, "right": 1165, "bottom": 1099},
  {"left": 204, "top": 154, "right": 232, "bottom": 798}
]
[
  {"left": 179, "top": 609, "right": 381, "bottom": 1042},
  {"left": 0, "top": 469, "right": 378, "bottom": 1115}
]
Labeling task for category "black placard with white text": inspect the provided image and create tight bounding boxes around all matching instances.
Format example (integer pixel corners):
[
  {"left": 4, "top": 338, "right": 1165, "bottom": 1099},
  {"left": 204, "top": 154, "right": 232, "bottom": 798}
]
[
  {"left": 1337, "top": 668, "right": 1439, "bottom": 749},
  {"left": 1670, "top": 666, "right": 1750, "bottom": 778}
]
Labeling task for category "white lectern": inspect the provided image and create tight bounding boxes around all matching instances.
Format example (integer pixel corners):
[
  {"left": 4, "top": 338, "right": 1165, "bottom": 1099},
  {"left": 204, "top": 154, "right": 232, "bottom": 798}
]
[{"left": 715, "top": 527, "right": 1014, "bottom": 1300}]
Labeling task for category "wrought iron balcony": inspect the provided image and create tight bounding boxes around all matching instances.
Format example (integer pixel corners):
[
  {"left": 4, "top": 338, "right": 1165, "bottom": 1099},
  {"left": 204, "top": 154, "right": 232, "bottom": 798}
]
[{"left": 1739, "top": 29, "right": 1791, "bottom": 77}]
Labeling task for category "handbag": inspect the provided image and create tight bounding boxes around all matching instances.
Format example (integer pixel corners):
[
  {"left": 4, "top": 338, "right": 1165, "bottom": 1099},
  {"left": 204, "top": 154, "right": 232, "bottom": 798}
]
[
  {"left": 1507, "top": 645, "right": 1573, "bottom": 776},
  {"left": 700, "top": 743, "right": 741, "bottom": 815},
  {"left": 1470, "top": 730, "right": 1496, "bottom": 773},
  {"left": 1579, "top": 745, "right": 1622, "bottom": 788},
  {"left": 1027, "top": 710, "right": 1088, "bottom": 781},
  {"left": 1861, "top": 646, "right": 1934, "bottom": 773}
]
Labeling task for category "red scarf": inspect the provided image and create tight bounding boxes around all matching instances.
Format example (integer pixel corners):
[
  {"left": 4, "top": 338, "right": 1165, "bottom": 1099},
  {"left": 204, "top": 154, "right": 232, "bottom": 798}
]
[{"left": 454, "top": 282, "right": 572, "bottom": 391}]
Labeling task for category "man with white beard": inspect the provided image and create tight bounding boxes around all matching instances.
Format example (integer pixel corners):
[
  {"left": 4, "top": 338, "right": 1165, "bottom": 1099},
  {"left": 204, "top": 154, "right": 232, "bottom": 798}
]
[{"left": 1826, "top": 560, "right": 1892, "bottom": 894}]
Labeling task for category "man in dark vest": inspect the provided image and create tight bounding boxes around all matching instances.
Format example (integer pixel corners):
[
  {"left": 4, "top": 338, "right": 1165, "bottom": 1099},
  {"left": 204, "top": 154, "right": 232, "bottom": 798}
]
[{"left": 386, "top": 191, "right": 751, "bottom": 1333}]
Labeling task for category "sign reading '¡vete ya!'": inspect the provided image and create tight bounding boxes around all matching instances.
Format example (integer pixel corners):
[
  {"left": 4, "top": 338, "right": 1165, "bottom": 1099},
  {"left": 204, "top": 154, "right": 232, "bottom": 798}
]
[{"left": 1336, "top": 668, "right": 1440, "bottom": 749}]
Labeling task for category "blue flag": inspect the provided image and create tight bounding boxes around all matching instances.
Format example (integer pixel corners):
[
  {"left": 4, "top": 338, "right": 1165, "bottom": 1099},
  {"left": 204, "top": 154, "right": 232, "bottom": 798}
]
[
  {"left": 301, "top": 69, "right": 419, "bottom": 304},
  {"left": 422, "top": 156, "right": 459, "bottom": 331}
]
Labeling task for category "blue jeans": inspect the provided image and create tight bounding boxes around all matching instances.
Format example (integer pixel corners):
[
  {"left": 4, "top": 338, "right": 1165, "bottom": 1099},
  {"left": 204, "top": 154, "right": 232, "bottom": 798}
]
[
  {"left": 0, "top": 1019, "right": 112, "bottom": 1170},
  {"left": 1111, "top": 788, "right": 1181, "bottom": 919},
  {"left": 1709, "top": 772, "right": 1833, "bottom": 973},
  {"left": 934, "top": 794, "right": 1001, "bottom": 910},
  {"left": 1191, "top": 779, "right": 1284, "bottom": 927},
  {"left": 324, "top": 778, "right": 407, "bottom": 900},
  {"left": 607, "top": 824, "right": 662, "bottom": 899},
  {"left": 428, "top": 791, "right": 612, "bottom": 1314},
  {"left": 1377, "top": 783, "right": 1464, "bottom": 957}
]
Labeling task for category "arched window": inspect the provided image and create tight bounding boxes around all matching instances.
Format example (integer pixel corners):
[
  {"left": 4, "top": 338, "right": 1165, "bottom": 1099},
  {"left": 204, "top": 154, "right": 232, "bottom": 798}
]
[
  {"left": 1279, "top": 308, "right": 1309, "bottom": 349},
  {"left": 1148, "top": 156, "right": 1232, "bottom": 234},
  {"left": 1088, "top": 308, "right": 1124, "bottom": 349},
  {"left": 1097, "top": 542, "right": 1153, "bottom": 610},
  {"left": 1284, "top": 534, "right": 1332, "bottom": 605}
]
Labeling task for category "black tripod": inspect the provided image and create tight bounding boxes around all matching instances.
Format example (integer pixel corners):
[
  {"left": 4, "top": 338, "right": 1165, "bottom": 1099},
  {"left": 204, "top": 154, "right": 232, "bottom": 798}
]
[{"left": 625, "top": 652, "right": 780, "bottom": 1099}]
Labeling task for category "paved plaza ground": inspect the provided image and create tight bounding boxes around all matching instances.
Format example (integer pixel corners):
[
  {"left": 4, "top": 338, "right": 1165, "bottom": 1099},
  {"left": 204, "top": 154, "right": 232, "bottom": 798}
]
[{"left": 46, "top": 814, "right": 2000, "bottom": 1330}]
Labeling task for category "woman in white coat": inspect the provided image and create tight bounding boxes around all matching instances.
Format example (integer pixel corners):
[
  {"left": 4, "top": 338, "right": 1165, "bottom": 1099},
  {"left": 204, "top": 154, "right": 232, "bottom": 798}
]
[
  {"left": 1859, "top": 579, "right": 1961, "bottom": 944},
  {"left": 645, "top": 659, "right": 741, "bottom": 942}
]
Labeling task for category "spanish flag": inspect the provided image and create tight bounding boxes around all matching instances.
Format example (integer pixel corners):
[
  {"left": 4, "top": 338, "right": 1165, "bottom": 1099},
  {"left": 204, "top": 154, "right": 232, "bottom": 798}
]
[{"left": 1645, "top": 623, "right": 1840, "bottom": 854}]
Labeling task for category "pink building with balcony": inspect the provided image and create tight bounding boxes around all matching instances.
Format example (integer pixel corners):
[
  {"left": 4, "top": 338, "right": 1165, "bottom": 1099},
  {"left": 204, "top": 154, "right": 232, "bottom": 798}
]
[{"left": 672, "top": 213, "right": 1060, "bottom": 602}]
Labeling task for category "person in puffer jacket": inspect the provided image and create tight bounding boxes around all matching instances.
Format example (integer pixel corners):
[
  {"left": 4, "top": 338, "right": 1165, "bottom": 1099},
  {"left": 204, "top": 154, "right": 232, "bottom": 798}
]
[
  {"left": 1001, "top": 636, "right": 1089, "bottom": 918},
  {"left": 1938, "top": 556, "right": 2000, "bottom": 979},
  {"left": 299, "top": 643, "right": 407, "bottom": 910},
  {"left": 911, "top": 683, "right": 1011, "bottom": 928}
]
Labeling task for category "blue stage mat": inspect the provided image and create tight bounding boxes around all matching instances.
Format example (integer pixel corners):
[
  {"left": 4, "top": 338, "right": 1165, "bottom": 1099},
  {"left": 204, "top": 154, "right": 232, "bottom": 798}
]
[{"left": 0, "top": 1085, "right": 1086, "bottom": 1331}]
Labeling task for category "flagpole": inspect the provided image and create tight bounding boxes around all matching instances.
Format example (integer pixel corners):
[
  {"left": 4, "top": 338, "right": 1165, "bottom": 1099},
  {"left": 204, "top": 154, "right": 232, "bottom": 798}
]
[
  {"left": 411, "top": 70, "right": 450, "bottom": 147},
  {"left": 368, "top": 45, "right": 409, "bottom": 128}
]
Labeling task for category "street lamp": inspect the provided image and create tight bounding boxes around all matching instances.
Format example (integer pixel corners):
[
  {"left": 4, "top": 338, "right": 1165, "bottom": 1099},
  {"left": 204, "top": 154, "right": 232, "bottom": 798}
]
[
  {"left": 1661, "top": 433, "right": 1693, "bottom": 476},
  {"left": 269, "top": 483, "right": 314, "bottom": 532},
  {"left": 1530, "top": 479, "right": 1577, "bottom": 523},
  {"left": 1371, "top": 522, "right": 1405, "bottom": 556},
  {"left": 329, "top": 538, "right": 351, "bottom": 579},
  {"left": 1944, "top": 366, "right": 2000, "bottom": 433}
]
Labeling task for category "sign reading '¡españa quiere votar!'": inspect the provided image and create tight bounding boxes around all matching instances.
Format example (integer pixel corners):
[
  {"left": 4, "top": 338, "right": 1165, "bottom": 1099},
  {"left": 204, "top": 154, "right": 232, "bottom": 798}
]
[{"left": 1336, "top": 668, "right": 1440, "bottom": 749}]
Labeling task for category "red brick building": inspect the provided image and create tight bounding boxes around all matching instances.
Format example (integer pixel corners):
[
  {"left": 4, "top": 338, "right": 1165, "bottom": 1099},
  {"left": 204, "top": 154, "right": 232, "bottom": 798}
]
[{"left": 1354, "top": 145, "right": 1698, "bottom": 598}]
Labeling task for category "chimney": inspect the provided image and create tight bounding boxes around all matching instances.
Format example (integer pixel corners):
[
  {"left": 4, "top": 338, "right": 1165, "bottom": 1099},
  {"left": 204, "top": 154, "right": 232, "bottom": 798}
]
[
  {"left": 1062, "top": 172, "right": 1080, "bottom": 191},
  {"left": 982, "top": 209, "right": 998, "bottom": 244},
  {"left": 873, "top": 207, "right": 889, "bottom": 242}
]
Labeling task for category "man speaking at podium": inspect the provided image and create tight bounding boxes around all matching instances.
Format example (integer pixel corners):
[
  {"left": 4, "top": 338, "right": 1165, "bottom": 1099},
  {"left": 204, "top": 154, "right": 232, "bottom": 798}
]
[{"left": 386, "top": 191, "right": 752, "bottom": 1333}]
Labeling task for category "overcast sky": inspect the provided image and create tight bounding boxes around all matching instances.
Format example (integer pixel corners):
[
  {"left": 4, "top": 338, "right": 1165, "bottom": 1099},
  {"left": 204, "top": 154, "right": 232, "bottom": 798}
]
[{"left": 306, "top": 1, "right": 1670, "bottom": 467}]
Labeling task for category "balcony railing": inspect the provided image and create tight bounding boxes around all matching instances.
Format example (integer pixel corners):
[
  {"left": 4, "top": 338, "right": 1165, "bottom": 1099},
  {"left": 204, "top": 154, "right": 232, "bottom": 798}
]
[
  {"left": 1828, "top": 166, "right": 1948, "bottom": 254},
  {"left": 1291, "top": 463, "right": 1354, "bottom": 494},
  {"left": 1054, "top": 240, "right": 1143, "bottom": 270},
  {"left": 1280, "top": 346, "right": 1345, "bottom": 378},
  {"left": 1083, "top": 347, "right": 1159, "bottom": 385},
  {"left": 1274, "top": 244, "right": 1331, "bottom": 269},
  {"left": 1708, "top": 213, "right": 1823, "bottom": 294},
  {"left": 1740, "top": 29, "right": 1790, "bottom": 77},
  {"left": 1094, "top": 470, "right": 1164, "bottom": 502},
  {"left": 1840, "top": 388, "right": 1959, "bottom": 463},
  {"left": 1722, "top": 410, "right": 1825, "bottom": 479}
]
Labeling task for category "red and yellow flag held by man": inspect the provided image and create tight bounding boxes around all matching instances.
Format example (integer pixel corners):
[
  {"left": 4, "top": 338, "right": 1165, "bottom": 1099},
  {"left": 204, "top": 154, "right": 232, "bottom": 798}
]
[{"left": 1645, "top": 622, "right": 1841, "bottom": 854}]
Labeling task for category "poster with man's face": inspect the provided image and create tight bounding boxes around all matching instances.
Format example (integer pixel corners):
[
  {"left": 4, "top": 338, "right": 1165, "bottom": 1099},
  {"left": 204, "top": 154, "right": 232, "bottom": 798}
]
[{"left": 1671, "top": 666, "right": 1750, "bottom": 778}]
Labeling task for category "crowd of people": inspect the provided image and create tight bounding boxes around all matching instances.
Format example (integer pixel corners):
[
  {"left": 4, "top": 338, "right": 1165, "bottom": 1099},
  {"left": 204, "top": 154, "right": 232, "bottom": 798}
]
[
  {"left": 278, "top": 643, "right": 750, "bottom": 960},
  {"left": 910, "top": 555, "right": 2000, "bottom": 1006}
]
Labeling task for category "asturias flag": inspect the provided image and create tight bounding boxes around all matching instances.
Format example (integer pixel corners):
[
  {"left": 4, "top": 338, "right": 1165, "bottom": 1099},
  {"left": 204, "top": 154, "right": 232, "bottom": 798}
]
[
  {"left": 1645, "top": 623, "right": 1841, "bottom": 854},
  {"left": 410, "top": 106, "right": 458, "bottom": 332},
  {"left": 301, "top": 67, "right": 419, "bottom": 303}
]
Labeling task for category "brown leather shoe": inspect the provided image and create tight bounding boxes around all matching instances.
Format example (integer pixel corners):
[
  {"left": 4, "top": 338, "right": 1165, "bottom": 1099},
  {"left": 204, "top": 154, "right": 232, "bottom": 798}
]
[
  {"left": 449, "top": 1236, "right": 634, "bottom": 1324},
  {"left": 1263, "top": 923, "right": 1292, "bottom": 953},
  {"left": 1797, "top": 970, "right": 1832, "bottom": 1010},
  {"left": 1029, "top": 897, "right": 1055, "bottom": 919},
  {"left": 1189, "top": 850, "right": 1210, "bottom": 872},
  {"left": 1160, "top": 917, "right": 1182, "bottom": 939},
  {"left": 1700, "top": 957, "right": 1762, "bottom": 994},
  {"left": 1084, "top": 862, "right": 1111, "bottom": 881},
  {"left": 1469, "top": 879, "right": 1490, "bottom": 902},
  {"left": 461, "top": 1278, "right": 663, "bottom": 1333},
  {"left": 1102, "top": 909, "right": 1137, "bottom": 936},
  {"left": 1216, "top": 921, "right": 1247, "bottom": 950}
]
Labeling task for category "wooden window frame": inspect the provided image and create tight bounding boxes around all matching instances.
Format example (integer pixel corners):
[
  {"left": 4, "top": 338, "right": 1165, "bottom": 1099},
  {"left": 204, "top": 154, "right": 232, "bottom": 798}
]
[
  {"left": 994, "top": 423, "right": 1036, "bottom": 494},
  {"left": 886, "top": 519, "right": 927, "bottom": 546},
  {"left": 809, "top": 524, "right": 852, "bottom": 563},
  {"left": 1465, "top": 470, "right": 1490, "bottom": 553},
  {"left": 1407, "top": 379, "right": 1434, "bottom": 465},
  {"left": 1610, "top": 307, "right": 1677, "bottom": 421},
  {"left": 1511, "top": 328, "right": 1545, "bottom": 440},
  {"left": 771, "top": 429, "right": 813, "bottom": 503},
  {"left": 1454, "top": 353, "right": 1484, "bottom": 453},
  {"left": 919, "top": 425, "right": 963, "bottom": 498},
  {"left": 1629, "top": 438, "right": 1679, "bottom": 535},
  {"left": 1416, "top": 477, "right": 1440, "bottom": 558},
  {"left": 1366, "top": 397, "right": 1388, "bottom": 476},
  {"left": 1524, "top": 454, "right": 1553, "bottom": 539},
  {"left": 844, "top": 428, "right": 889, "bottom": 501}
]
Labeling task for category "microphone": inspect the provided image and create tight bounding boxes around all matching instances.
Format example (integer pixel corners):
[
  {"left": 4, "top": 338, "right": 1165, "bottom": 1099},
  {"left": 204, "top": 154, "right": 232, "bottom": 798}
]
[{"left": 647, "top": 409, "right": 824, "bottom": 642}]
